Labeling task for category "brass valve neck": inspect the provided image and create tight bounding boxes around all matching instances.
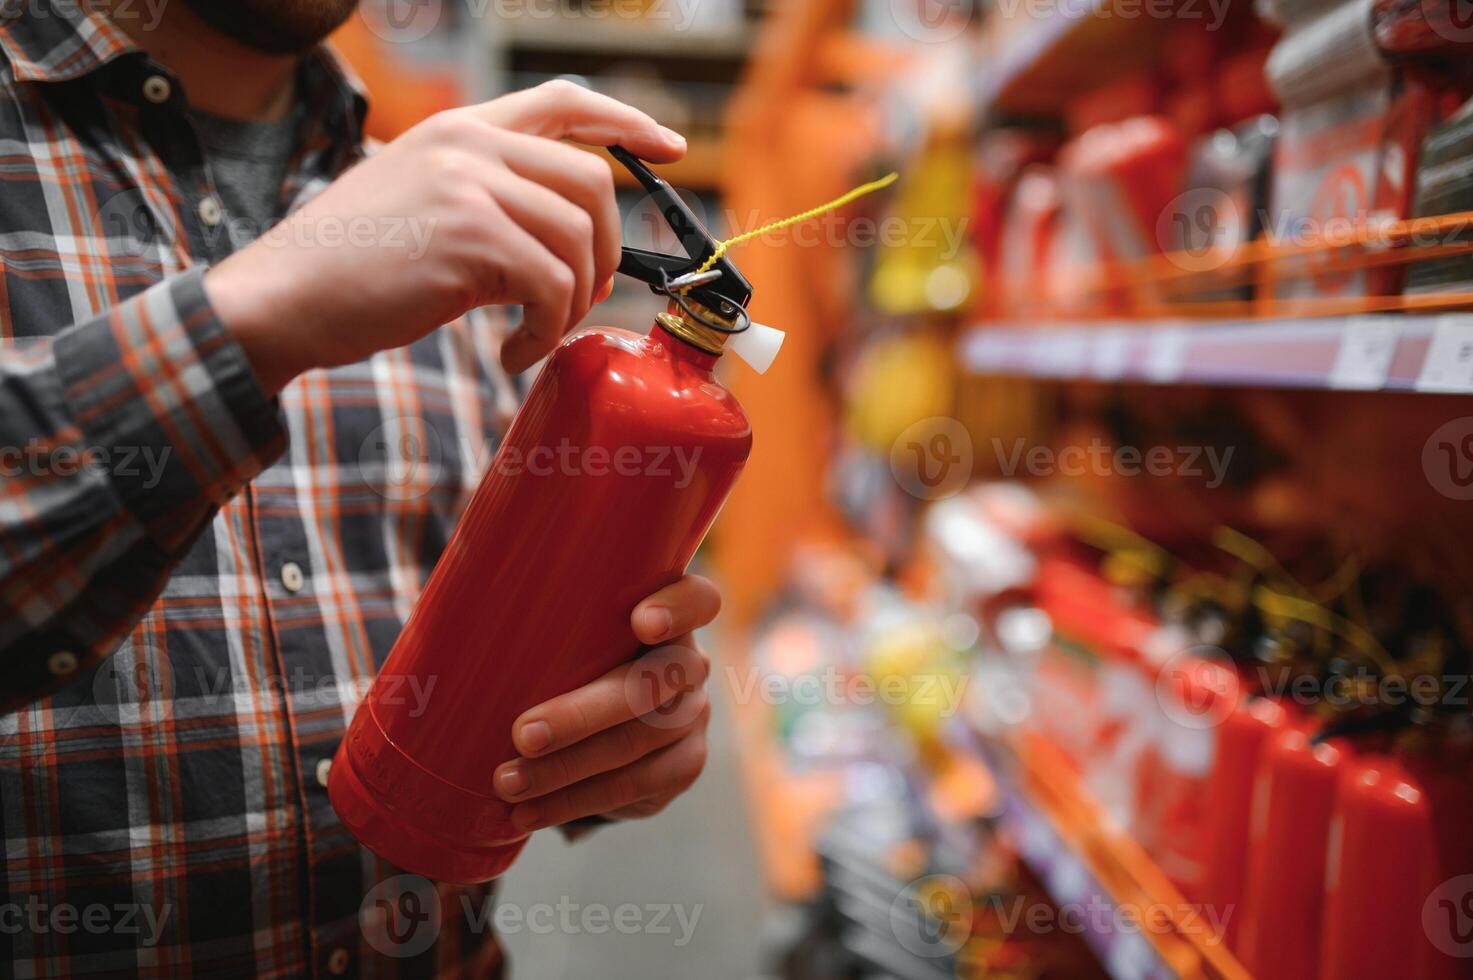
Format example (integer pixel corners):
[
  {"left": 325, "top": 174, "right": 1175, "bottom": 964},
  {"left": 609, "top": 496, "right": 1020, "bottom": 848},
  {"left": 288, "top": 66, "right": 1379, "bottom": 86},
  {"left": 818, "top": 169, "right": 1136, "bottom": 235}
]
[{"left": 655, "top": 297, "right": 738, "bottom": 356}]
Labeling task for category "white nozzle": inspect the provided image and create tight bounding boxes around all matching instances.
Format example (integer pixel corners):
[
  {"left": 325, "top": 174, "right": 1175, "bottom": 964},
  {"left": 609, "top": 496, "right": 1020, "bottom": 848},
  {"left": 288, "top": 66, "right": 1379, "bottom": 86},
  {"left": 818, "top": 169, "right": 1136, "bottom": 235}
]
[{"left": 728, "top": 321, "right": 785, "bottom": 374}]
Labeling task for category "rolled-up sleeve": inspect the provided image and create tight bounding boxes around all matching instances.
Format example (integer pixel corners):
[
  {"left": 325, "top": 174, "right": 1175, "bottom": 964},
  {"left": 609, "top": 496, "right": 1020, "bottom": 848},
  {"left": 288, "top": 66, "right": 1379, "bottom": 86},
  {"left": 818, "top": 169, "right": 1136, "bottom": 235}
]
[{"left": 0, "top": 268, "right": 286, "bottom": 711}]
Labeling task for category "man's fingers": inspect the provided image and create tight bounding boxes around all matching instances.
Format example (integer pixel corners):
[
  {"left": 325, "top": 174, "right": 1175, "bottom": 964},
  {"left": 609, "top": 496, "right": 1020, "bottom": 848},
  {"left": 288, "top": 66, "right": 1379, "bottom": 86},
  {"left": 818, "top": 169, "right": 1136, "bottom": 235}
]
[
  {"left": 510, "top": 643, "right": 709, "bottom": 757},
  {"left": 494, "top": 693, "right": 709, "bottom": 802},
  {"left": 473, "top": 79, "right": 687, "bottom": 163},
  {"left": 494, "top": 221, "right": 577, "bottom": 374},
  {"left": 509, "top": 728, "right": 709, "bottom": 832},
  {"left": 632, "top": 574, "right": 721, "bottom": 645},
  {"left": 491, "top": 129, "right": 623, "bottom": 292},
  {"left": 488, "top": 168, "right": 596, "bottom": 326}
]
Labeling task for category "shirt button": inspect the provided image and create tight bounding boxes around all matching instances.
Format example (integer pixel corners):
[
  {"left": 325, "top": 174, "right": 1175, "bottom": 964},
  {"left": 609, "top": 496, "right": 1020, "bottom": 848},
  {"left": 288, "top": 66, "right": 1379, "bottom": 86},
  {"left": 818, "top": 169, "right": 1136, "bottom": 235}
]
[
  {"left": 280, "top": 561, "right": 305, "bottom": 594},
  {"left": 48, "top": 651, "right": 78, "bottom": 676},
  {"left": 327, "top": 947, "right": 350, "bottom": 975},
  {"left": 197, "top": 196, "right": 223, "bottom": 228},
  {"left": 315, "top": 758, "right": 332, "bottom": 788},
  {"left": 142, "top": 74, "right": 172, "bottom": 104}
]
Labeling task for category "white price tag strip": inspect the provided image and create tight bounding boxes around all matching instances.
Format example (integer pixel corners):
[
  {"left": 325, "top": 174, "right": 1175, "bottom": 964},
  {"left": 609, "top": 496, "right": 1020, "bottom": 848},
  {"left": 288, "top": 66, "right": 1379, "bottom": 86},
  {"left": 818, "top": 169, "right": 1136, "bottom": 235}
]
[
  {"left": 1329, "top": 316, "right": 1401, "bottom": 390},
  {"left": 1106, "top": 930, "right": 1158, "bottom": 980},
  {"left": 1144, "top": 328, "right": 1189, "bottom": 383},
  {"left": 1093, "top": 330, "right": 1131, "bottom": 380},
  {"left": 1416, "top": 315, "right": 1473, "bottom": 393}
]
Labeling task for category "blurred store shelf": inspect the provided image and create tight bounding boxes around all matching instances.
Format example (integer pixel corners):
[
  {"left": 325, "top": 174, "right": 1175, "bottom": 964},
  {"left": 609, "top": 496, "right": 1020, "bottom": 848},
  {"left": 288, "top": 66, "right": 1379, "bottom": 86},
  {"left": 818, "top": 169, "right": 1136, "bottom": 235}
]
[
  {"left": 961, "top": 314, "right": 1473, "bottom": 392},
  {"left": 729, "top": 689, "right": 843, "bottom": 903},
  {"left": 952, "top": 724, "right": 1252, "bottom": 980},
  {"left": 977, "top": 0, "right": 1175, "bottom": 116},
  {"left": 588, "top": 139, "right": 726, "bottom": 192},
  {"left": 492, "top": 14, "right": 754, "bottom": 59}
]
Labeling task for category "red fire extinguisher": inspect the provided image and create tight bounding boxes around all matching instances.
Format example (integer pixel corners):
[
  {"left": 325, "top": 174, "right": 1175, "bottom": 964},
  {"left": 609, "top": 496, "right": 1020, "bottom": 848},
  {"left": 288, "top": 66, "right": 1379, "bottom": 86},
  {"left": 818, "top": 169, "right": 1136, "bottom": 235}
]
[
  {"left": 1320, "top": 746, "right": 1473, "bottom": 980},
  {"left": 1200, "top": 694, "right": 1288, "bottom": 952},
  {"left": 1238, "top": 719, "right": 1350, "bottom": 980},
  {"left": 329, "top": 148, "right": 784, "bottom": 883}
]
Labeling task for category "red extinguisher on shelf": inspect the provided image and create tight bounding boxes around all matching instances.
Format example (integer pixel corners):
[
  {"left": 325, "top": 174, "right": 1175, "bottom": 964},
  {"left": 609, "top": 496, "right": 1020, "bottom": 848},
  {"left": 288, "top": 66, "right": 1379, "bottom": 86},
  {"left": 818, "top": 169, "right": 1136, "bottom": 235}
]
[
  {"left": 1238, "top": 719, "right": 1350, "bottom": 980},
  {"left": 329, "top": 148, "right": 784, "bottom": 883},
  {"left": 1320, "top": 745, "right": 1473, "bottom": 980},
  {"left": 1200, "top": 694, "right": 1288, "bottom": 953}
]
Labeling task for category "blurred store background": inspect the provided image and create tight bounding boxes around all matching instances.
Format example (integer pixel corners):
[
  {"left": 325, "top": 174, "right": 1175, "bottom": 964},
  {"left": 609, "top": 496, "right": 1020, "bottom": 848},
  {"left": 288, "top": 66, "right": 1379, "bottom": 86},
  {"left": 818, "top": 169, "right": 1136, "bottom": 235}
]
[{"left": 336, "top": 1, "right": 1473, "bottom": 978}]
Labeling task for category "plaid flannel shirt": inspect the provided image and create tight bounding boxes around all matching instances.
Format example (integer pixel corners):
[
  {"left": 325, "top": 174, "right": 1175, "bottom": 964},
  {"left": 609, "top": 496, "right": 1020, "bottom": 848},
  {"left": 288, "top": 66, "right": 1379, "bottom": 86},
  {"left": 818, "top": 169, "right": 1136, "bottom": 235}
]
[{"left": 0, "top": 3, "right": 524, "bottom": 976}]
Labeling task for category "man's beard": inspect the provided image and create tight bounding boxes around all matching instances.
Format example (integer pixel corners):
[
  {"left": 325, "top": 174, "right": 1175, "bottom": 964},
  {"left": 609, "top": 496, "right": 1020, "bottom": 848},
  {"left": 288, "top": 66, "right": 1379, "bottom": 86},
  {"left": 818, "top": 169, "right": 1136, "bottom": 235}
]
[{"left": 182, "top": 0, "right": 360, "bottom": 55}]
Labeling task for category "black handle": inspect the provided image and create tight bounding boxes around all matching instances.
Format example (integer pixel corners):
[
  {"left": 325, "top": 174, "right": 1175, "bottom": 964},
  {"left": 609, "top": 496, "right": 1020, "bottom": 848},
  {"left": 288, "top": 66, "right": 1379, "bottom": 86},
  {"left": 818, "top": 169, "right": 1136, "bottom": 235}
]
[{"left": 609, "top": 146, "right": 752, "bottom": 311}]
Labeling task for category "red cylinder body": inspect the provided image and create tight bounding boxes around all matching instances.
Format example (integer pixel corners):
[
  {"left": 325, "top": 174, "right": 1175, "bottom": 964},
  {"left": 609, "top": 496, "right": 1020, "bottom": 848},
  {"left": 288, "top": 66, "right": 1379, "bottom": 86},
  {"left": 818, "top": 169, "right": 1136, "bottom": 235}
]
[
  {"left": 1135, "top": 653, "right": 1239, "bottom": 898},
  {"left": 1238, "top": 724, "right": 1348, "bottom": 980},
  {"left": 1321, "top": 751, "right": 1473, "bottom": 980},
  {"left": 1200, "top": 696, "right": 1288, "bottom": 952},
  {"left": 329, "top": 322, "right": 752, "bottom": 882}
]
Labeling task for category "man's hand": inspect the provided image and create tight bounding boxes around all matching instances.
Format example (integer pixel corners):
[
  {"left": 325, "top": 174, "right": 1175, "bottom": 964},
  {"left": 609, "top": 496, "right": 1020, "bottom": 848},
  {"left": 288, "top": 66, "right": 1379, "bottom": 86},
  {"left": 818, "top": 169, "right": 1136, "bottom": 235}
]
[
  {"left": 206, "top": 80, "right": 685, "bottom": 393},
  {"left": 491, "top": 575, "right": 720, "bottom": 831}
]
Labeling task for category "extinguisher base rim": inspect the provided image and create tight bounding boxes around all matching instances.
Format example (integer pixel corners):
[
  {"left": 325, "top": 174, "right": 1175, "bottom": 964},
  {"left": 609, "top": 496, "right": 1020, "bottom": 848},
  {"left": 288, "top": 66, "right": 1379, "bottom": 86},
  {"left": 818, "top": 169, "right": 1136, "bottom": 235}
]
[{"left": 329, "top": 738, "right": 527, "bottom": 884}]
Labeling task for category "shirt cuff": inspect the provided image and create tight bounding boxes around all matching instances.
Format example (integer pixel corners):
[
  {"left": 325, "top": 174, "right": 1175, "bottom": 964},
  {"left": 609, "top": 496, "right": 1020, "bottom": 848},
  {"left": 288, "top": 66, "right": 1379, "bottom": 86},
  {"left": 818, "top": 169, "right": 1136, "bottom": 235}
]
[{"left": 53, "top": 268, "right": 287, "bottom": 550}]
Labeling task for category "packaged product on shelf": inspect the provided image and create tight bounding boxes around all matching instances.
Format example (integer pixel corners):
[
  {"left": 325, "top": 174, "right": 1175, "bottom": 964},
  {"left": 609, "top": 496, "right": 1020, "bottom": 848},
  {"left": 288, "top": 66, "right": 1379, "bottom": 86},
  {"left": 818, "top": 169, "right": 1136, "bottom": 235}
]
[
  {"left": 1216, "top": 45, "right": 1282, "bottom": 124},
  {"left": 1369, "top": 77, "right": 1444, "bottom": 294},
  {"left": 1405, "top": 96, "right": 1473, "bottom": 297},
  {"left": 1062, "top": 75, "right": 1160, "bottom": 136},
  {"left": 1266, "top": 0, "right": 1389, "bottom": 301},
  {"left": 1160, "top": 22, "right": 1217, "bottom": 138},
  {"left": 968, "top": 128, "right": 1061, "bottom": 320},
  {"left": 1263, "top": 0, "right": 1445, "bottom": 301},
  {"left": 996, "top": 166, "right": 1064, "bottom": 319},
  {"left": 1267, "top": 81, "right": 1402, "bottom": 300},
  {"left": 1056, "top": 116, "right": 1189, "bottom": 311},
  {"left": 1166, "top": 115, "right": 1278, "bottom": 300},
  {"left": 1266, "top": 0, "right": 1388, "bottom": 105}
]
